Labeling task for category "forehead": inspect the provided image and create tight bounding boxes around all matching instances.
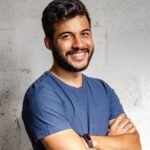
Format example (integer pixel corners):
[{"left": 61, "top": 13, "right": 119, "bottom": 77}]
[{"left": 53, "top": 15, "right": 90, "bottom": 35}]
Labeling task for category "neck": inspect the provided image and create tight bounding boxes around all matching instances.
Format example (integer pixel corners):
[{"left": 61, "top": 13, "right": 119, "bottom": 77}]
[{"left": 49, "top": 64, "right": 83, "bottom": 88}]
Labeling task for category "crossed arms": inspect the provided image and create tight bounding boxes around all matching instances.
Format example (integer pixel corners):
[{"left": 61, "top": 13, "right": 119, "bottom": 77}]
[{"left": 41, "top": 113, "right": 142, "bottom": 150}]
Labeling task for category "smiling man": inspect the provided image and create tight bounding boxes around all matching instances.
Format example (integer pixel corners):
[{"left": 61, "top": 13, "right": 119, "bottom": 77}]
[
  {"left": 48, "top": 15, "right": 94, "bottom": 73},
  {"left": 22, "top": 0, "right": 141, "bottom": 150}
]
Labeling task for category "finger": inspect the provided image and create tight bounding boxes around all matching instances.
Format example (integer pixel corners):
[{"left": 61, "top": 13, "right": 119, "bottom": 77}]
[
  {"left": 117, "top": 117, "right": 131, "bottom": 130},
  {"left": 113, "top": 122, "right": 133, "bottom": 135},
  {"left": 109, "top": 119, "right": 115, "bottom": 126},
  {"left": 126, "top": 125, "right": 137, "bottom": 133},
  {"left": 111, "top": 113, "right": 126, "bottom": 127},
  {"left": 123, "top": 120, "right": 137, "bottom": 132},
  {"left": 119, "top": 122, "right": 134, "bottom": 133}
]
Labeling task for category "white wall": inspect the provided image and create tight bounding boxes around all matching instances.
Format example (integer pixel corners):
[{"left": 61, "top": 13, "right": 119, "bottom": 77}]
[{"left": 0, "top": 0, "right": 150, "bottom": 149}]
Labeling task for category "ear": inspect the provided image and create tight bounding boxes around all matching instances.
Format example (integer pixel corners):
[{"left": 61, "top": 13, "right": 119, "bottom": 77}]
[{"left": 44, "top": 37, "right": 52, "bottom": 50}]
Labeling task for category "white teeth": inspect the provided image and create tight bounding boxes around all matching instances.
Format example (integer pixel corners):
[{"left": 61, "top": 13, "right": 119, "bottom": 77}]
[{"left": 73, "top": 52, "right": 84, "bottom": 56}]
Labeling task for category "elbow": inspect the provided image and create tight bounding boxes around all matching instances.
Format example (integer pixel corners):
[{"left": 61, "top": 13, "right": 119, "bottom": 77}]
[
  {"left": 132, "top": 132, "right": 142, "bottom": 150},
  {"left": 135, "top": 140, "right": 142, "bottom": 150},
  {"left": 136, "top": 137, "right": 142, "bottom": 150}
]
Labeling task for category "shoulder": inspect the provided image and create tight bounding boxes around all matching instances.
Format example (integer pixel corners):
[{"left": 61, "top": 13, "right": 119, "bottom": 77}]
[
  {"left": 23, "top": 72, "right": 62, "bottom": 111},
  {"left": 29, "top": 71, "right": 55, "bottom": 90},
  {"left": 25, "top": 71, "right": 59, "bottom": 96},
  {"left": 83, "top": 74, "right": 113, "bottom": 92}
]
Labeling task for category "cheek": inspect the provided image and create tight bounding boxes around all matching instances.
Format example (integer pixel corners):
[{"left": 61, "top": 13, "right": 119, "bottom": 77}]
[
  {"left": 57, "top": 41, "right": 72, "bottom": 52},
  {"left": 84, "top": 37, "right": 94, "bottom": 48},
  {"left": 89, "top": 38, "right": 94, "bottom": 48}
]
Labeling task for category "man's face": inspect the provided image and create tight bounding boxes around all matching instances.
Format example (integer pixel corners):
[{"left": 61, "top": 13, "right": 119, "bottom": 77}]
[{"left": 51, "top": 15, "right": 94, "bottom": 72}]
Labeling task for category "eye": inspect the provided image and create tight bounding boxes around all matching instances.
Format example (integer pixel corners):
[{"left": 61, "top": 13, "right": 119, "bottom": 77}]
[
  {"left": 81, "top": 31, "right": 91, "bottom": 37},
  {"left": 61, "top": 34, "right": 73, "bottom": 40}
]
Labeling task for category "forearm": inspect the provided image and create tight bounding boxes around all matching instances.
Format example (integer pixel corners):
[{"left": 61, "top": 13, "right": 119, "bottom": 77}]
[
  {"left": 91, "top": 132, "right": 141, "bottom": 150},
  {"left": 42, "top": 129, "right": 97, "bottom": 150}
]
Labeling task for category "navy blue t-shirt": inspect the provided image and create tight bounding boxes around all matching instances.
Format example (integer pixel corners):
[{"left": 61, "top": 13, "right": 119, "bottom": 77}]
[{"left": 22, "top": 71, "right": 124, "bottom": 150}]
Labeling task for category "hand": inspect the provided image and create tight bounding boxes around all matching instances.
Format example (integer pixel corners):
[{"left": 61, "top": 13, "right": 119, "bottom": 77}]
[{"left": 107, "top": 113, "right": 136, "bottom": 136}]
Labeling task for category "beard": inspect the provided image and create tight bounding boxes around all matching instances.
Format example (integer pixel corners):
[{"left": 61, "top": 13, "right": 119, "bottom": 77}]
[{"left": 51, "top": 45, "right": 94, "bottom": 72}]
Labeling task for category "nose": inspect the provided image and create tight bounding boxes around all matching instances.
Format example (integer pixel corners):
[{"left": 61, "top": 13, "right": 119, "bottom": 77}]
[{"left": 72, "top": 36, "right": 84, "bottom": 49}]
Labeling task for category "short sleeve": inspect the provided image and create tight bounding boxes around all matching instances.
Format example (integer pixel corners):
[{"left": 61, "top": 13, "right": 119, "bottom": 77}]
[
  {"left": 22, "top": 85, "right": 71, "bottom": 142},
  {"left": 99, "top": 80, "right": 124, "bottom": 120},
  {"left": 108, "top": 87, "right": 124, "bottom": 120}
]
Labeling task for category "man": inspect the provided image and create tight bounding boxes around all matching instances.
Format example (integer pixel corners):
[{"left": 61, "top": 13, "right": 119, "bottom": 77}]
[{"left": 22, "top": 0, "right": 141, "bottom": 149}]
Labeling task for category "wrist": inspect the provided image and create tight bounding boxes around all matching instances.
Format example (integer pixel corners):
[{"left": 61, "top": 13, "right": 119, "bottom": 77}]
[
  {"left": 91, "top": 136, "right": 101, "bottom": 150},
  {"left": 82, "top": 133, "right": 94, "bottom": 148}
]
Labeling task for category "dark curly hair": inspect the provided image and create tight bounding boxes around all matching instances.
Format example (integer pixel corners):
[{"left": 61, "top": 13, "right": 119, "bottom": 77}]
[{"left": 42, "top": 0, "right": 91, "bottom": 40}]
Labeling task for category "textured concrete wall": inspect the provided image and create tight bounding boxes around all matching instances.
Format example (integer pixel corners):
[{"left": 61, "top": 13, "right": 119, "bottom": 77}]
[{"left": 0, "top": 0, "right": 150, "bottom": 149}]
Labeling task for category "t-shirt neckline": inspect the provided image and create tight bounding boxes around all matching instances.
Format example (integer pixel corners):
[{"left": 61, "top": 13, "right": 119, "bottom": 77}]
[{"left": 46, "top": 71, "right": 86, "bottom": 91}]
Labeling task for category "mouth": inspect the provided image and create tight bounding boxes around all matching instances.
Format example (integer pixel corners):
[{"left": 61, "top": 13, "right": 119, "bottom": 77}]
[{"left": 65, "top": 49, "right": 89, "bottom": 56}]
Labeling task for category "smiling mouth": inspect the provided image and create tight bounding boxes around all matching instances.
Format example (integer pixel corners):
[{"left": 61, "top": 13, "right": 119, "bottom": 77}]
[{"left": 65, "top": 49, "right": 89, "bottom": 56}]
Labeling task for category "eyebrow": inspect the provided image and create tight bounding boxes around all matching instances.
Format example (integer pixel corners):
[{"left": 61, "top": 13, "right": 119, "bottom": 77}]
[{"left": 81, "top": 29, "right": 91, "bottom": 32}]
